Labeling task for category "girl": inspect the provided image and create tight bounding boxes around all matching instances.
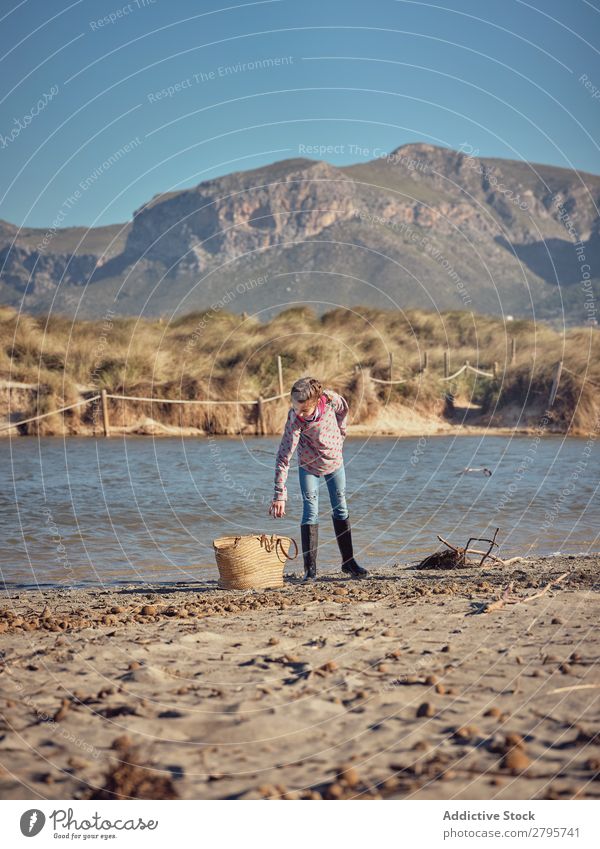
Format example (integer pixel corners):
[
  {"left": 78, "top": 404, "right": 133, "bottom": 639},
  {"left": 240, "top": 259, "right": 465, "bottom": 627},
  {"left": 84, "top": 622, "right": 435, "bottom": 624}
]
[{"left": 268, "top": 376, "right": 368, "bottom": 581}]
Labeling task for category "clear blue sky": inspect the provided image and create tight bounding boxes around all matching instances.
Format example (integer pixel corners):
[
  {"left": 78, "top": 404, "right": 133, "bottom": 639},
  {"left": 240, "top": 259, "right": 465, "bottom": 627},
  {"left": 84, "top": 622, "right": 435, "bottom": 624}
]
[{"left": 1, "top": 0, "right": 599, "bottom": 228}]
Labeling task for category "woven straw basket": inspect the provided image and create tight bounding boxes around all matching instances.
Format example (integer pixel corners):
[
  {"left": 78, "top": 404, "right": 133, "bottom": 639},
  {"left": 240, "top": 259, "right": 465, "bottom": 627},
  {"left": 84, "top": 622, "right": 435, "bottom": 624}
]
[{"left": 213, "top": 533, "right": 298, "bottom": 590}]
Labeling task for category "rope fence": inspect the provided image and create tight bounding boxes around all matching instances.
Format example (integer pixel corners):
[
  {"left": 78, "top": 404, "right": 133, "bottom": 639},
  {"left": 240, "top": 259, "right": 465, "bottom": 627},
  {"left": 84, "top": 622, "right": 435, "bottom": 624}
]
[
  {"left": 106, "top": 394, "right": 258, "bottom": 405},
  {"left": 1, "top": 351, "right": 568, "bottom": 436},
  {"left": 441, "top": 362, "right": 496, "bottom": 381},
  {"left": 0, "top": 396, "right": 101, "bottom": 433}
]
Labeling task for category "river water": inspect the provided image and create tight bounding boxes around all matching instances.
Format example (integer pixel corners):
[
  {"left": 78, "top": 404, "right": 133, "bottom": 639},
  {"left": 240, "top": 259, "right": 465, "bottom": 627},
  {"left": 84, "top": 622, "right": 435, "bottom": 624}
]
[{"left": 1, "top": 434, "right": 598, "bottom": 587}]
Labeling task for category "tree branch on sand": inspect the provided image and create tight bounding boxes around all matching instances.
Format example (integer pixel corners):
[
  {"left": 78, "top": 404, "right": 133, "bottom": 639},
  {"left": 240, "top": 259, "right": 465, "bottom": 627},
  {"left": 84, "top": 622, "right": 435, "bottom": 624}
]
[
  {"left": 480, "top": 571, "right": 571, "bottom": 614},
  {"left": 416, "top": 527, "right": 522, "bottom": 569}
]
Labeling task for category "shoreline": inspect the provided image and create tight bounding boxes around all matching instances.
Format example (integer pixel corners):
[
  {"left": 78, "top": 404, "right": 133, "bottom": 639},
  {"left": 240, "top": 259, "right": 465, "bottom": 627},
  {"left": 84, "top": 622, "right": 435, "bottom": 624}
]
[
  {"left": 0, "top": 424, "right": 576, "bottom": 439},
  {"left": 1, "top": 555, "right": 598, "bottom": 800},
  {"left": 2, "top": 550, "right": 599, "bottom": 592}
]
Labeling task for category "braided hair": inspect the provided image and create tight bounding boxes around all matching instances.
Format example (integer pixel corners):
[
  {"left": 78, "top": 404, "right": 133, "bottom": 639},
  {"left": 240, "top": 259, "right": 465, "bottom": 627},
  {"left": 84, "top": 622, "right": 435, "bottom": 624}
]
[{"left": 290, "top": 376, "right": 324, "bottom": 404}]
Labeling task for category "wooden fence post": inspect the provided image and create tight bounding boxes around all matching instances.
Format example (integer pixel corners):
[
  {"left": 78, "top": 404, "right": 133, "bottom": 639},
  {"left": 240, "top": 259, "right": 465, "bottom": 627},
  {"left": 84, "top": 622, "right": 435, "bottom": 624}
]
[
  {"left": 548, "top": 361, "right": 563, "bottom": 408},
  {"left": 422, "top": 350, "right": 428, "bottom": 372},
  {"left": 277, "top": 355, "right": 284, "bottom": 398},
  {"left": 443, "top": 350, "right": 449, "bottom": 378},
  {"left": 511, "top": 337, "right": 516, "bottom": 365},
  {"left": 256, "top": 396, "right": 265, "bottom": 435},
  {"left": 388, "top": 352, "right": 393, "bottom": 381},
  {"left": 493, "top": 361, "right": 498, "bottom": 378},
  {"left": 101, "top": 389, "right": 110, "bottom": 438}
]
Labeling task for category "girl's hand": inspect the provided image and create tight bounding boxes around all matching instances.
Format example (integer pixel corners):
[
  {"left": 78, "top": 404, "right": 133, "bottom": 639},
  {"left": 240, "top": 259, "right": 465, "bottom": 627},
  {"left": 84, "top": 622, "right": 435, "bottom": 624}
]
[{"left": 269, "top": 499, "right": 286, "bottom": 518}]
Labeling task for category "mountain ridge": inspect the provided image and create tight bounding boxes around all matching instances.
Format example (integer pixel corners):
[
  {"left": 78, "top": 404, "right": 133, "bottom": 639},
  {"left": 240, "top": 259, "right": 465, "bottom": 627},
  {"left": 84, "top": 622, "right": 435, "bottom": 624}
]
[{"left": 1, "top": 143, "right": 598, "bottom": 322}]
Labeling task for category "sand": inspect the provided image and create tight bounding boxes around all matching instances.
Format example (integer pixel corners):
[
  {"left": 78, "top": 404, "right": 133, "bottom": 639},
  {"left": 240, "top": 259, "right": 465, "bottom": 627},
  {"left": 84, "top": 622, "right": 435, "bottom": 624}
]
[{"left": 0, "top": 555, "right": 599, "bottom": 801}]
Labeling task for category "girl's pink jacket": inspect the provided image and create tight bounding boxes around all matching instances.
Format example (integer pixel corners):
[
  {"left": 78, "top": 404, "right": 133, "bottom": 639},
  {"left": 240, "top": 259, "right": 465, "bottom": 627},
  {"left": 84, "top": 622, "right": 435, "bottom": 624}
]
[{"left": 273, "top": 390, "right": 349, "bottom": 501}]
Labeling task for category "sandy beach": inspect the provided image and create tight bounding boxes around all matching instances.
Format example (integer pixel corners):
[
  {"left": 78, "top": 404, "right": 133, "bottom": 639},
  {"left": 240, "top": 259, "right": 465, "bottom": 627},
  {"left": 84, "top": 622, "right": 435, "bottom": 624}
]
[{"left": 0, "top": 554, "right": 598, "bottom": 801}]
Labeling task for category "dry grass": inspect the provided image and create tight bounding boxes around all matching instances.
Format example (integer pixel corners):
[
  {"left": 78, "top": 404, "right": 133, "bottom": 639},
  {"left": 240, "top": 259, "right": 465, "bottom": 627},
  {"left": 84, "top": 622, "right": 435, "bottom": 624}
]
[{"left": 1, "top": 305, "right": 598, "bottom": 435}]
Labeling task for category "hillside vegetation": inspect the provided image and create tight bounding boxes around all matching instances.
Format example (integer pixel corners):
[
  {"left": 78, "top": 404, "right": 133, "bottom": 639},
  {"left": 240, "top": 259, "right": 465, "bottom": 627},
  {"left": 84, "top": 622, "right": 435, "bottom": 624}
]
[{"left": 1, "top": 305, "right": 598, "bottom": 436}]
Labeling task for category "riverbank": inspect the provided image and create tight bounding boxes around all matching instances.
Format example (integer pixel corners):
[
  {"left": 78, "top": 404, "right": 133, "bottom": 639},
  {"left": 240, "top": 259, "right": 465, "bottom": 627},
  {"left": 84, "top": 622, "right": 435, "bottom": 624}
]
[
  {"left": 1, "top": 554, "right": 598, "bottom": 800},
  {"left": 2, "top": 306, "right": 599, "bottom": 438},
  {"left": 0, "top": 386, "right": 569, "bottom": 439}
]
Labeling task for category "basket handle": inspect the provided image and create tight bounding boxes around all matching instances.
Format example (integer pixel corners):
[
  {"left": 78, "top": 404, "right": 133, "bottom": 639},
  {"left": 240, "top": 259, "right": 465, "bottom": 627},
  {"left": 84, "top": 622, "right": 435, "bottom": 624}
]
[
  {"left": 259, "top": 533, "right": 277, "bottom": 552},
  {"left": 276, "top": 536, "right": 298, "bottom": 563}
]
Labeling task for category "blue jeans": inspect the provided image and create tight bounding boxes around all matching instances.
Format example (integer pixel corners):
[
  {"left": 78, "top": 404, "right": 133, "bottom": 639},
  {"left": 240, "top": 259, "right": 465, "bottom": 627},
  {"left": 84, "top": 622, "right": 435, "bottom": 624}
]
[{"left": 298, "top": 463, "right": 348, "bottom": 524}]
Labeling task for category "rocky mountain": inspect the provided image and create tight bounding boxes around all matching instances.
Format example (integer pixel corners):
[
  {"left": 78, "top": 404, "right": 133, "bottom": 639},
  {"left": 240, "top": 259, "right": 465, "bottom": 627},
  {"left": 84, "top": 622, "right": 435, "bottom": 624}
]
[{"left": 1, "top": 143, "right": 599, "bottom": 322}]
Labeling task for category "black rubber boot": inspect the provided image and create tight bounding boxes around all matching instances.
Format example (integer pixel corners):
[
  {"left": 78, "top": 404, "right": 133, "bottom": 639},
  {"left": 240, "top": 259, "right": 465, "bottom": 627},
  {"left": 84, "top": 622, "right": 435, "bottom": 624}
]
[
  {"left": 300, "top": 523, "right": 318, "bottom": 582},
  {"left": 332, "top": 515, "right": 368, "bottom": 578}
]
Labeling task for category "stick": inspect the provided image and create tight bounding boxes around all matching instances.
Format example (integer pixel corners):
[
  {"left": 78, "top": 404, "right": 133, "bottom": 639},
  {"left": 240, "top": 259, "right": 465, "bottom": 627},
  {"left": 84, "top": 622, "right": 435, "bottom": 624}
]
[
  {"left": 520, "top": 571, "right": 570, "bottom": 603},
  {"left": 481, "top": 571, "right": 570, "bottom": 614},
  {"left": 463, "top": 531, "right": 499, "bottom": 557},
  {"left": 437, "top": 534, "right": 462, "bottom": 554},
  {"left": 437, "top": 533, "right": 515, "bottom": 566},
  {"left": 482, "top": 581, "right": 515, "bottom": 613},
  {"left": 477, "top": 527, "right": 499, "bottom": 567},
  {"left": 545, "top": 683, "right": 600, "bottom": 695},
  {"left": 471, "top": 553, "right": 524, "bottom": 566},
  {"left": 465, "top": 552, "right": 524, "bottom": 566}
]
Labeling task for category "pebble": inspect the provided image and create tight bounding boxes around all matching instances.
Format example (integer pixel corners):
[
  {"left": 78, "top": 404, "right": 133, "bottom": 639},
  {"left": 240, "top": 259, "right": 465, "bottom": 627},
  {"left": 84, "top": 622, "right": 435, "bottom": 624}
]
[
  {"left": 425, "top": 674, "right": 439, "bottom": 685},
  {"left": 257, "top": 784, "right": 276, "bottom": 798},
  {"left": 417, "top": 702, "right": 435, "bottom": 718},
  {"left": 141, "top": 605, "right": 157, "bottom": 616},
  {"left": 338, "top": 765, "right": 360, "bottom": 787},
  {"left": 453, "top": 725, "right": 478, "bottom": 740},
  {"left": 53, "top": 699, "right": 70, "bottom": 722},
  {"left": 484, "top": 707, "right": 503, "bottom": 718},
  {"left": 435, "top": 683, "right": 446, "bottom": 695},
  {"left": 327, "top": 782, "right": 344, "bottom": 799},
  {"left": 111, "top": 735, "right": 133, "bottom": 750},
  {"left": 68, "top": 756, "right": 90, "bottom": 770},
  {"left": 441, "top": 769, "right": 456, "bottom": 780},
  {"left": 501, "top": 748, "right": 530, "bottom": 772},
  {"left": 504, "top": 732, "right": 525, "bottom": 749}
]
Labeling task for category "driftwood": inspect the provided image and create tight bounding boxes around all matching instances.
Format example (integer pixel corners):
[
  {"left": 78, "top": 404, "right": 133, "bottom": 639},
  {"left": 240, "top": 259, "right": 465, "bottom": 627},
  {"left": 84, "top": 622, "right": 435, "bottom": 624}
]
[
  {"left": 415, "top": 547, "right": 466, "bottom": 570},
  {"left": 416, "top": 528, "right": 501, "bottom": 570},
  {"left": 480, "top": 571, "right": 570, "bottom": 614},
  {"left": 546, "top": 683, "right": 600, "bottom": 695}
]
